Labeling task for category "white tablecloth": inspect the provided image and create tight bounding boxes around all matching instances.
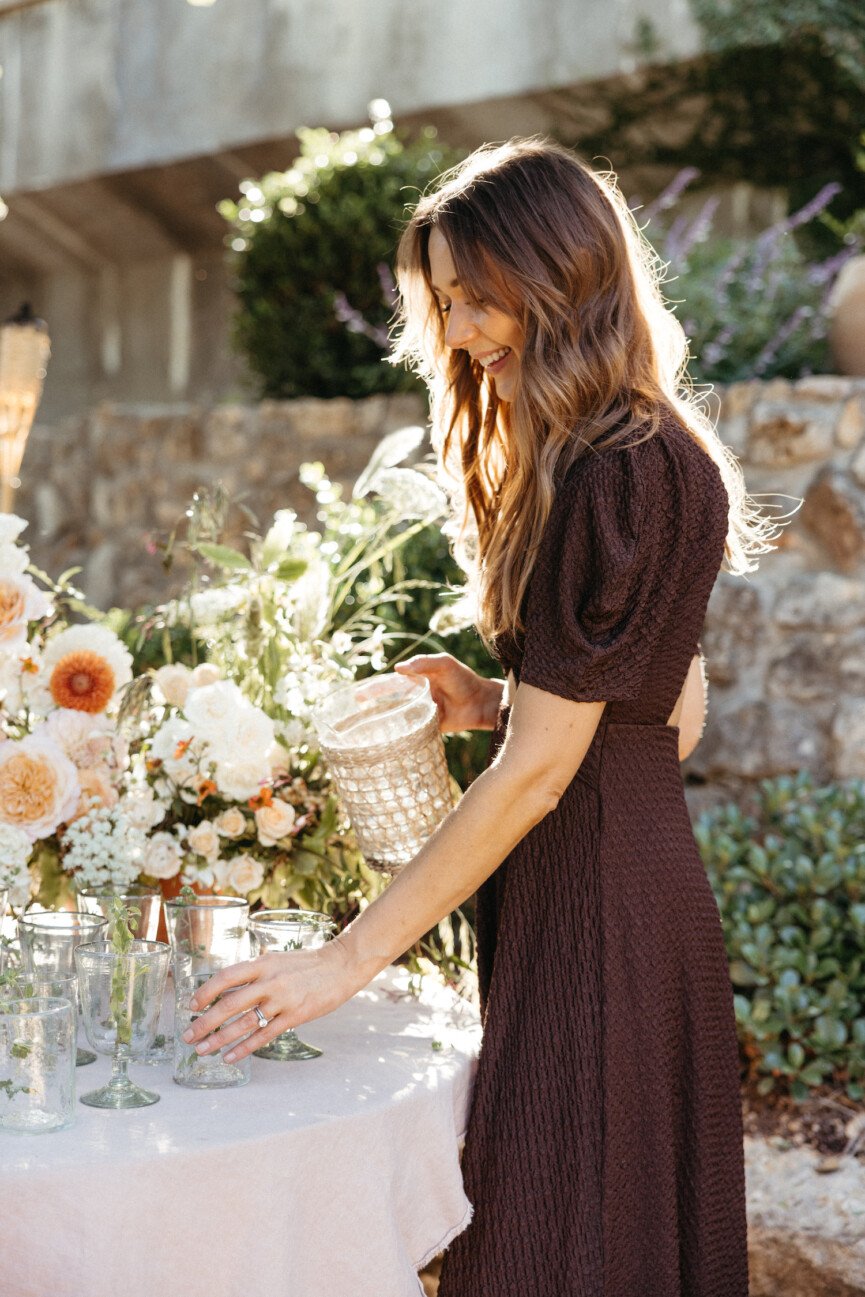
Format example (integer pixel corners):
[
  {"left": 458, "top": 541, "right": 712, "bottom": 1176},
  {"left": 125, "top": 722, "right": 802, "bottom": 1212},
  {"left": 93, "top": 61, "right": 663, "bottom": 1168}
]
[{"left": 0, "top": 966, "right": 482, "bottom": 1297}]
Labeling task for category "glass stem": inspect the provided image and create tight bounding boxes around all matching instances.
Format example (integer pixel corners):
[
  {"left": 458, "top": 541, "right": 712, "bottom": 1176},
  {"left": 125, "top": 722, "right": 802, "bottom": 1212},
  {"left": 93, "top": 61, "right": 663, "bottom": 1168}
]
[{"left": 107, "top": 1044, "right": 135, "bottom": 1095}]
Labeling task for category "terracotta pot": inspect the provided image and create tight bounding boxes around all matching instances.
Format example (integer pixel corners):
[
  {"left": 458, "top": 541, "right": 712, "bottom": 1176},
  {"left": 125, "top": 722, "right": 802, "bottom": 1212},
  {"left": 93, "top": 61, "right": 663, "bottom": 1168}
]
[{"left": 828, "top": 255, "right": 865, "bottom": 376}]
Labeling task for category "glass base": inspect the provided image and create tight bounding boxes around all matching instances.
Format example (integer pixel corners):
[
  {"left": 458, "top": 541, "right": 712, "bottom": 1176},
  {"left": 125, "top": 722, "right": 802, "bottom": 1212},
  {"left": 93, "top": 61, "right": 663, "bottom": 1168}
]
[
  {"left": 141, "top": 1034, "right": 173, "bottom": 1066},
  {"left": 79, "top": 1080, "right": 160, "bottom": 1109},
  {"left": 76, "top": 1047, "right": 97, "bottom": 1067},
  {"left": 254, "top": 1028, "right": 322, "bottom": 1061},
  {"left": 0, "top": 1110, "right": 73, "bottom": 1134}
]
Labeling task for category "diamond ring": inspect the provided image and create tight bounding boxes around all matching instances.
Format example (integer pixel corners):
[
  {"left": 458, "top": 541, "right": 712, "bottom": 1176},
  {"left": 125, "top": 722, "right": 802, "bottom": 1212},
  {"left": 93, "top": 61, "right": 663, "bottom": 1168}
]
[{"left": 253, "top": 1006, "right": 269, "bottom": 1029}]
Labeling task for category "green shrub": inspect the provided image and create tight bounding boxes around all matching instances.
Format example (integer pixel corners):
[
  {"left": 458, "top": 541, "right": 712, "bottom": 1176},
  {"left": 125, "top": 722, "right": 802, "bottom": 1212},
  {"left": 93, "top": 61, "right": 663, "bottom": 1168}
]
[
  {"left": 219, "top": 122, "right": 462, "bottom": 399},
  {"left": 696, "top": 771, "right": 865, "bottom": 1101}
]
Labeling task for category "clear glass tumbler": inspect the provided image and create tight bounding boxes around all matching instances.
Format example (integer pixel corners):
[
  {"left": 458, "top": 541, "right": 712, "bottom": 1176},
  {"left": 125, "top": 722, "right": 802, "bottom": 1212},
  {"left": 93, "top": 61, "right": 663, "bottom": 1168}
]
[
  {"left": 249, "top": 909, "right": 336, "bottom": 1061},
  {"left": 0, "top": 889, "right": 8, "bottom": 976},
  {"left": 0, "top": 995, "right": 76, "bottom": 1133},
  {"left": 311, "top": 672, "right": 455, "bottom": 873},
  {"left": 18, "top": 912, "right": 108, "bottom": 1066},
  {"left": 7, "top": 971, "right": 94, "bottom": 1068},
  {"left": 172, "top": 954, "right": 252, "bottom": 1089},
  {"left": 164, "top": 897, "right": 249, "bottom": 973},
  {"left": 75, "top": 939, "right": 171, "bottom": 1109}
]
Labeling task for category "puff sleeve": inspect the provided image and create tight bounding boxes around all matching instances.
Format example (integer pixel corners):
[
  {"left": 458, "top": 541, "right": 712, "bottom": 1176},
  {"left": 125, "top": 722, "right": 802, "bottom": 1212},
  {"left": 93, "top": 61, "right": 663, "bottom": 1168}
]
[{"left": 518, "top": 438, "right": 687, "bottom": 703}]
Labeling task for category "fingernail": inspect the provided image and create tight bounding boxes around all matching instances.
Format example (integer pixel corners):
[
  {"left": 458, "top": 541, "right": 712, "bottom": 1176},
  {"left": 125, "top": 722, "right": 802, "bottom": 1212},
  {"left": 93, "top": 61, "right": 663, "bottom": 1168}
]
[
  {"left": 189, "top": 997, "right": 199, "bottom": 1011},
  {"left": 195, "top": 1042, "right": 211, "bottom": 1054},
  {"left": 181, "top": 1029, "right": 194, "bottom": 1043},
  {"left": 224, "top": 1051, "right": 237, "bottom": 1063}
]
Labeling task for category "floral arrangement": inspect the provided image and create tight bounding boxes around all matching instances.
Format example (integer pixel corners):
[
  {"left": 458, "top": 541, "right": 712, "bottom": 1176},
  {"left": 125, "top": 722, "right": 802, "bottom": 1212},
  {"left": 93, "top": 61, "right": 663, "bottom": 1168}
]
[{"left": 0, "top": 427, "right": 449, "bottom": 924}]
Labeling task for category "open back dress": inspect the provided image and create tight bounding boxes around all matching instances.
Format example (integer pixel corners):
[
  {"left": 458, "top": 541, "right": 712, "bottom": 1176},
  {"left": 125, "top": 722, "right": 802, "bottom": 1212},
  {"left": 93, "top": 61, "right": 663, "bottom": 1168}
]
[{"left": 437, "top": 410, "right": 749, "bottom": 1297}]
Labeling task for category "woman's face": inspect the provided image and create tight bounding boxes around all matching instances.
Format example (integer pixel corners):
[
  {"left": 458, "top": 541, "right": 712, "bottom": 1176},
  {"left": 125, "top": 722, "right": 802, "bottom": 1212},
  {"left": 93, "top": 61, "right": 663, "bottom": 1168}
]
[{"left": 427, "top": 226, "right": 523, "bottom": 402}]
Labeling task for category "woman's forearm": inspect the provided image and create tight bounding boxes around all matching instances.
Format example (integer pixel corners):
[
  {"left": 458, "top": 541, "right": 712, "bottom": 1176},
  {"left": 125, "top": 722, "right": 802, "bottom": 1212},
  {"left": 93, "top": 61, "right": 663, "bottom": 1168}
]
[{"left": 333, "top": 759, "right": 552, "bottom": 984}]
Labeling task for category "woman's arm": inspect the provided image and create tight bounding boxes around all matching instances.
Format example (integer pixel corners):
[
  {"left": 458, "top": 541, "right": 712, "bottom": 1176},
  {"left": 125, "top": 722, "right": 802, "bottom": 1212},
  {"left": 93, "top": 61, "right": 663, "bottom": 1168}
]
[
  {"left": 669, "top": 652, "right": 708, "bottom": 762},
  {"left": 183, "top": 684, "right": 607, "bottom": 1060}
]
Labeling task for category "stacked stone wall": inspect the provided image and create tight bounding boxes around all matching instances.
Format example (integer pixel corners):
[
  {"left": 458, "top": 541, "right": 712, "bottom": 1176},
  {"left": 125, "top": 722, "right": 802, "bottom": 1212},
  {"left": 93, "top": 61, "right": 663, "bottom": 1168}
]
[{"left": 16, "top": 377, "right": 865, "bottom": 804}]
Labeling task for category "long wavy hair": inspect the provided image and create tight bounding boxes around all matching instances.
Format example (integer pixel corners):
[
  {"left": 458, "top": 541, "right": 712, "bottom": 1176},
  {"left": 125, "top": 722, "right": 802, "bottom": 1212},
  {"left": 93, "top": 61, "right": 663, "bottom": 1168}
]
[{"left": 390, "top": 136, "right": 785, "bottom": 647}]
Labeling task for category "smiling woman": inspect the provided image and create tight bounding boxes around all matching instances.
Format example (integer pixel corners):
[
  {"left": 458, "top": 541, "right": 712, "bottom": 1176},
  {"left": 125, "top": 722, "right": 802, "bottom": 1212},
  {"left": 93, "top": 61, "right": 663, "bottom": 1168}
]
[{"left": 185, "top": 136, "right": 783, "bottom": 1297}]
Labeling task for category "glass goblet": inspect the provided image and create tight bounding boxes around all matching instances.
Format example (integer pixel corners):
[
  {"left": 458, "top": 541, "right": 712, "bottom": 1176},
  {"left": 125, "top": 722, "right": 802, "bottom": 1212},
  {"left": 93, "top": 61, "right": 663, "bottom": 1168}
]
[
  {"left": 18, "top": 912, "right": 108, "bottom": 1066},
  {"left": 7, "top": 970, "right": 94, "bottom": 1068},
  {"left": 249, "top": 909, "right": 336, "bottom": 1061},
  {"left": 74, "top": 939, "right": 170, "bottom": 1109},
  {"left": 76, "top": 886, "right": 169, "bottom": 1063}
]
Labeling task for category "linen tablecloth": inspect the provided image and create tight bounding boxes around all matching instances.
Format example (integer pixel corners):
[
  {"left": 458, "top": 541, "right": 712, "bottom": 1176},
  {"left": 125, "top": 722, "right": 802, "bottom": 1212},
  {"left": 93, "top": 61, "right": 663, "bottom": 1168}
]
[{"left": 0, "top": 965, "right": 481, "bottom": 1297}]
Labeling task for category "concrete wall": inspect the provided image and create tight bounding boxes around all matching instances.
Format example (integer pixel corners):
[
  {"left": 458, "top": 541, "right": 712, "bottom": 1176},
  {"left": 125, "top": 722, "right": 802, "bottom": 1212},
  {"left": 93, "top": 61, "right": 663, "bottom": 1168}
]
[{"left": 0, "top": 0, "right": 699, "bottom": 193}]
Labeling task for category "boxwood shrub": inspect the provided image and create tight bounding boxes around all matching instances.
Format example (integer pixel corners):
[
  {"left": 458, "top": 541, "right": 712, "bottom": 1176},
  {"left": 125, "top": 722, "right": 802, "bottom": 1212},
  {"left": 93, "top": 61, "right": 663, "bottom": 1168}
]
[{"left": 696, "top": 771, "right": 865, "bottom": 1101}]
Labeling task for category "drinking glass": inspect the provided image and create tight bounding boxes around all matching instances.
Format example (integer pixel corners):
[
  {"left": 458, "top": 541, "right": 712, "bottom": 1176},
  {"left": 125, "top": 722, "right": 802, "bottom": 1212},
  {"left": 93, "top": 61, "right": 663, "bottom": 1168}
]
[
  {"left": 7, "top": 971, "right": 94, "bottom": 1068},
  {"left": 172, "top": 954, "right": 252, "bottom": 1089},
  {"left": 0, "top": 996, "right": 76, "bottom": 1133},
  {"left": 249, "top": 909, "right": 336, "bottom": 1061},
  {"left": 18, "top": 912, "right": 107, "bottom": 1066},
  {"left": 164, "top": 896, "right": 249, "bottom": 972},
  {"left": 75, "top": 940, "right": 170, "bottom": 1109},
  {"left": 0, "top": 889, "right": 8, "bottom": 976},
  {"left": 76, "top": 887, "right": 169, "bottom": 1062}
]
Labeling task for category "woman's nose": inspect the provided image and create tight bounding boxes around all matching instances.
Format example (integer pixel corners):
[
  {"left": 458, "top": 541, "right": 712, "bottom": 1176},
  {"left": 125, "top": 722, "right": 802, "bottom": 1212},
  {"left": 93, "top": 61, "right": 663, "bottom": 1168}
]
[{"left": 444, "top": 303, "right": 477, "bottom": 351}]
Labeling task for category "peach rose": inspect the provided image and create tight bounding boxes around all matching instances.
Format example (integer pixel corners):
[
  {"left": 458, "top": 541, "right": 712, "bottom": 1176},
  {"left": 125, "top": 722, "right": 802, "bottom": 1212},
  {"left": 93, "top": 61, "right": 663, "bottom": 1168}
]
[
  {"left": 0, "top": 573, "right": 50, "bottom": 652},
  {"left": 187, "top": 820, "right": 220, "bottom": 861},
  {"left": 255, "top": 797, "right": 296, "bottom": 847},
  {"left": 191, "top": 663, "right": 221, "bottom": 689},
  {"left": 214, "top": 807, "right": 247, "bottom": 839},
  {"left": 154, "top": 664, "right": 192, "bottom": 709},
  {"left": 143, "top": 831, "right": 182, "bottom": 880},
  {"left": 72, "top": 765, "right": 119, "bottom": 821},
  {"left": 228, "top": 854, "right": 265, "bottom": 894},
  {"left": 0, "top": 734, "right": 80, "bottom": 841}
]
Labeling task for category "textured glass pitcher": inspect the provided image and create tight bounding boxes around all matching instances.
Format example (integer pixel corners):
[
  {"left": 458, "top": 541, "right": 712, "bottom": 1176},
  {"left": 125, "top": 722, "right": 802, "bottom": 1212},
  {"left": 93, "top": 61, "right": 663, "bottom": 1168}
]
[{"left": 311, "top": 672, "right": 454, "bottom": 873}]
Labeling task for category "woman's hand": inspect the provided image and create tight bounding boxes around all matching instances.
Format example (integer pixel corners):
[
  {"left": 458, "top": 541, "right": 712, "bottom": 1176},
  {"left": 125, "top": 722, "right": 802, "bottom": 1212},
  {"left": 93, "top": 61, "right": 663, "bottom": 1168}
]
[
  {"left": 180, "top": 939, "right": 365, "bottom": 1064},
  {"left": 394, "top": 654, "right": 504, "bottom": 732}
]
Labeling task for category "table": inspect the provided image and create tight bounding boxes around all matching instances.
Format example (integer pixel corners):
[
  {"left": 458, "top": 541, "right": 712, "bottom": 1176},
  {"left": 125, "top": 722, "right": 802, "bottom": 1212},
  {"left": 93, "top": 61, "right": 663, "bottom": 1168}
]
[{"left": 0, "top": 966, "right": 482, "bottom": 1297}]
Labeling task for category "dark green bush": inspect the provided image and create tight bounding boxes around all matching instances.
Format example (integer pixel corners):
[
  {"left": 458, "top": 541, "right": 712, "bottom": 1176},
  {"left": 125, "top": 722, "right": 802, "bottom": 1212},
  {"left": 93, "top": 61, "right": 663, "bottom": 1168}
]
[
  {"left": 219, "top": 122, "right": 462, "bottom": 400},
  {"left": 696, "top": 772, "right": 865, "bottom": 1101}
]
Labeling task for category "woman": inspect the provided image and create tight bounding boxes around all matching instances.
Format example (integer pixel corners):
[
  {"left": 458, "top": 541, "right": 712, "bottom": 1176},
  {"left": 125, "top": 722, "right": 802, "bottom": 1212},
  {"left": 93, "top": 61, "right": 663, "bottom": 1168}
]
[{"left": 184, "top": 138, "right": 781, "bottom": 1295}]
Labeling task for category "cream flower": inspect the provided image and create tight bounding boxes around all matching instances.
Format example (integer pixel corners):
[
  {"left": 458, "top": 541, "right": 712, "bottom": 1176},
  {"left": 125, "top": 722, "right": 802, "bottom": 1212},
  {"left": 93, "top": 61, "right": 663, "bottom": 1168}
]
[
  {"left": 72, "top": 765, "right": 119, "bottom": 820},
  {"left": 41, "top": 624, "right": 133, "bottom": 715},
  {"left": 214, "top": 760, "right": 268, "bottom": 802},
  {"left": 0, "top": 542, "right": 29, "bottom": 576},
  {"left": 214, "top": 807, "right": 247, "bottom": 839},
  {"left": 44, "top": 709, "right": 114, "bottom": 770},
  {"left": 0, "top": 734, "right": 80, "bottom": 841},
  {"left": 187, "top": 820, "right": 220, "bottom": 861},
  {"left": 191, "top": 662, "right": 221, "bottom": 689},
  {"left": 0, "top": 572, "right": 51, "bottom": 651},
  {"left": 142, "top": 831, "right": 182, "bottom": 880},
  {"left": 149, "top": 717, "right": 197, "bottom": 788},
  {"left": 0, "top": 515, "right": 28, "bottom": 547},
  {"left": 184, "top": 680, "right": 246, "bottom": 739},
  {"left": 266, "top": 742, "right": 291, "bottom": 779},
  {"left": 211, "top": 857, "right": 234, "bottom": 890},
  {"left": 229, "top": 704, "right": 276, "bottom": 765},
  {"left": 255, "top": 797, "right": 296, "bottom": 847},
  {"left": 153, "top": 664, "right": 192, "bottom": 709},
  {"left": 119, "top": 785, "right": 166, "bottom": 832},
  {"left": 228, "top": 854, "right": 265, "bottom": 895}
]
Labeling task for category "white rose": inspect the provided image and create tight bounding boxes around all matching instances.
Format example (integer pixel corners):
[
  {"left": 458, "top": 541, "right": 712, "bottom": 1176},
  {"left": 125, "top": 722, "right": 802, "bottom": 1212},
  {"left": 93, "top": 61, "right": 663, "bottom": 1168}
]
[
  {"left": 191, "top": 662, "right": 221, "bottom": 689},
  {"left": 119, "top": 786, "right": 166, "bottom": 831},
  {"left": 185, "top": 680, "right": 245, "bottom": 740},
  {"left": 227, "top": 703, "right": 276, "bottom": 764},
  {"left": 0, "top": 515, "right": 28, "bottom": 546},
  {"left": 187, "top": 820, "right": 220, "bottom": 861},
  {"left": 255, "top": 798, "right": 296, "bottom": 847},
  {"left": 211, "top": 857, "right": 234, "bottom": 890},
  {"left": 149, "top": 717, "right": 197, "bottom": 788},
  {"left": 154, "top": 664, "right": 192, "bottom": 709},
  {"left": 214, "top": 760, "right": 269, "bottom": 802},
  {"left": 143, "top": 831, "right": 182, "bottom": 880},
  {"left": 214, "top": 807, "right": 247, "bottom": 839},
  {"left": 266, "top": 742, "right": 291, "bottom": 779},
  {"left": 228, "top": 854, "right": 265, "bottom": 895}
]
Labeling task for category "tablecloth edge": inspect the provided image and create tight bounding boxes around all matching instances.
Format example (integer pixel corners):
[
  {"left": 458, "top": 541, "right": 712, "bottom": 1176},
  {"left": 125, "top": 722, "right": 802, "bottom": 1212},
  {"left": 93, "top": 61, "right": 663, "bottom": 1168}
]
[{"left": 413, "top": 1196, "right": 475, "bottom": 1273}]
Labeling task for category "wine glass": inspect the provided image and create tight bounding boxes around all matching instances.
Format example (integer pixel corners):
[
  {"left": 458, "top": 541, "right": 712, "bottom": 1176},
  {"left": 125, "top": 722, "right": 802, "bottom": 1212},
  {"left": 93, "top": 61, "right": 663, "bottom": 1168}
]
[
  {"left": 74, "top": 939, "right": 170, "bottom": 1109},
  {"left": 18, "top": 912, "right": 108, "bottom": 1065},
  {"left": 249, "top": 909, "right": 336, "bottom": 1061}
]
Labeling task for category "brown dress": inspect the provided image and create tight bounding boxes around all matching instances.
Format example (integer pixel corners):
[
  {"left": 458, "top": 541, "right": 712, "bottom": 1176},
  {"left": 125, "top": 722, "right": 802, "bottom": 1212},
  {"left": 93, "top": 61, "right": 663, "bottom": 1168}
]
[{"left": 438, "top": 411, "right": 749, "bottom": 1297}]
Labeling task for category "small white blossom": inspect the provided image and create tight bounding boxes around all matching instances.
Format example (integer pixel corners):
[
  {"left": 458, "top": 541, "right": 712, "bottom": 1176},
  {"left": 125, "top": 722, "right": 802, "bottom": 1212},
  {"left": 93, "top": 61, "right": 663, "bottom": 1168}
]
[{"left": 63, "top": 802, "right": 147, "bottom": 892}]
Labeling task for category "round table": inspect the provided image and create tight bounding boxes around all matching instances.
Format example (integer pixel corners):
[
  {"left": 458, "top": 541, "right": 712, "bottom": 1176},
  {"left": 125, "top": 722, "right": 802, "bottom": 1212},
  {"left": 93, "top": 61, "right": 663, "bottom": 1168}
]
[{"left": 0, "top": 965, "right": 481, "bottom": 1297}]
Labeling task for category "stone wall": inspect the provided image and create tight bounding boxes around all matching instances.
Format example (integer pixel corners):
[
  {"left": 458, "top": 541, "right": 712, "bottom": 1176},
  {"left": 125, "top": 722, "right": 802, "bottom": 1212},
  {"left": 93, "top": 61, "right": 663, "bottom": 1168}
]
[{"left": 15, "top": 376, "right": 865, "bottom": 805}]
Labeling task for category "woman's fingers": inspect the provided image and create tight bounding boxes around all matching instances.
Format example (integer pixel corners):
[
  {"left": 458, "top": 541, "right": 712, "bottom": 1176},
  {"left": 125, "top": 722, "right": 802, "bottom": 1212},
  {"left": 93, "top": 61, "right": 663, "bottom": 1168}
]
[
  {"left": 182, "top": 982, "right": 261, "bottom": 1045},
  {"left": 223, "top": 1014, "right": 293, "bottom": 1064},
  {"left": 189, "top": 958, "right": 257, "bottom": 1012}
]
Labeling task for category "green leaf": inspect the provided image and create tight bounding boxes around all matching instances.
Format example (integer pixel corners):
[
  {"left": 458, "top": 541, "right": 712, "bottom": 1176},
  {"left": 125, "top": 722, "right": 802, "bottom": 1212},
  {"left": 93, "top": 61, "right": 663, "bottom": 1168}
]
[
  {"left": 194, "top": 543, "right": 253, "bottom": 571},
  {"left": 787, "top": 1041, "right": 806, "bottom": 1069},
  {"left": 272, "top": 557, "right": 308, "bottom": 582}
]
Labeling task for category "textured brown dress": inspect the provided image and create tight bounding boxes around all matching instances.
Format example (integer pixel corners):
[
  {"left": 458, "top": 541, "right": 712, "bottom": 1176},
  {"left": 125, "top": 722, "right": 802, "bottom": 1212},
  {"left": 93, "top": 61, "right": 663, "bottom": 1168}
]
[{"left": 437, "top": 410, "right": 749, "bottom": 1297}]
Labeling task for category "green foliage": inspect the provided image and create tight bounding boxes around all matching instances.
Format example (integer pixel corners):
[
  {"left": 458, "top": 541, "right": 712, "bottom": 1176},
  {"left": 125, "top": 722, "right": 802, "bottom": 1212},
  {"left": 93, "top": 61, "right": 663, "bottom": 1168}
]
[
  {"left": 690, "top": 0, "right": 865, "bottom": 88},
  {"left": 219, "top": 123, "right": 462, "bottom": 399},
  {"left": 696, "top": 772, "right": 865, "bottom": 1102}
]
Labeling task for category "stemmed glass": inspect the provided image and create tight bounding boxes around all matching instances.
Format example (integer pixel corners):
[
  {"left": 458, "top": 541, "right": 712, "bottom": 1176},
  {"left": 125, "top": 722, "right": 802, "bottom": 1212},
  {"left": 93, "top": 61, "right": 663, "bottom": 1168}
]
[
  {"left": 18, "top": 912, "right": 108, "bottom": 1065},
  {"left": 74, "top": 939, "right": 170, "bottom": 1109},
  {"left": 77, "top": 886, "right": 169, "bottom": 1063},
  {"left": 249, "top": 909, "right": 336, "bottom": 1061}
]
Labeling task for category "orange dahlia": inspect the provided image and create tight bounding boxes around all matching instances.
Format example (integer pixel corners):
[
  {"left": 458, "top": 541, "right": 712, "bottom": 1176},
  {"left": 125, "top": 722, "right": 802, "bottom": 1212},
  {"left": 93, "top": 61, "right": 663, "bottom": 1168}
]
[{"left": 49, "top": 651, "right": 116, "bottom": 714}]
